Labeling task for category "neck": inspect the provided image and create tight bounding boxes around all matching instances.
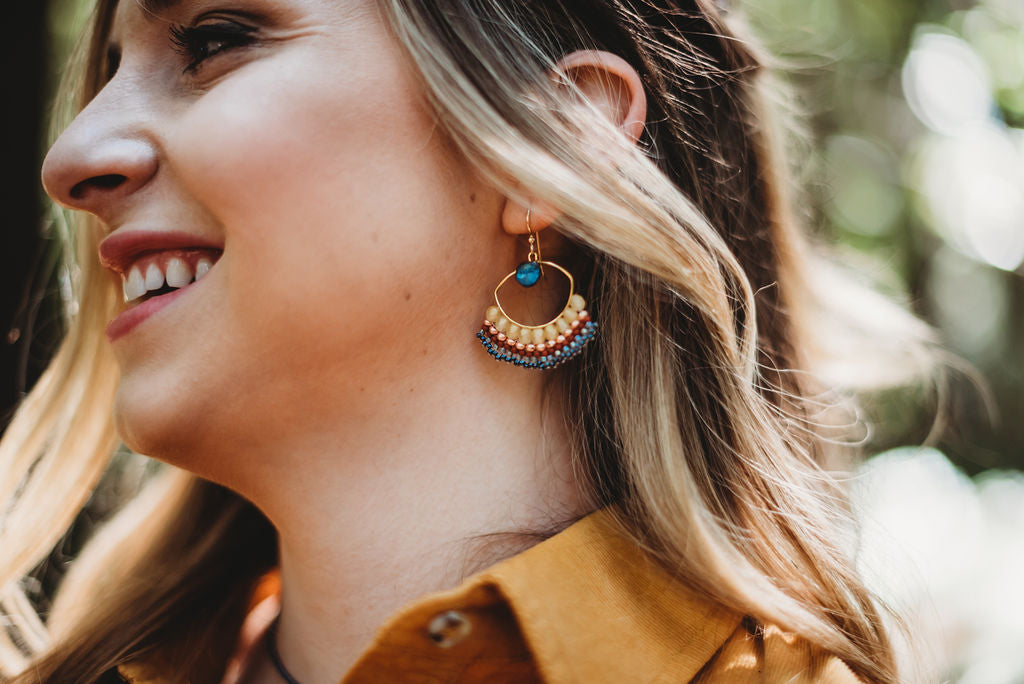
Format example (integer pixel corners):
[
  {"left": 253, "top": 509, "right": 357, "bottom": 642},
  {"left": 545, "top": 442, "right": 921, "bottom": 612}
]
[{"left": 231, "top": 355, "right": 585, "bottom": 683}]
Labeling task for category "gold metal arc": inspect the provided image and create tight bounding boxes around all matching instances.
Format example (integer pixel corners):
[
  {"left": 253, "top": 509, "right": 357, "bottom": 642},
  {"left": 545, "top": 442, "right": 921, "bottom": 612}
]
[
  {"left": 493, "top": 260, "right": 576, "bottom": 330},
  {"left": 525, "top": 208, "right": 543, "bottom": 266}
]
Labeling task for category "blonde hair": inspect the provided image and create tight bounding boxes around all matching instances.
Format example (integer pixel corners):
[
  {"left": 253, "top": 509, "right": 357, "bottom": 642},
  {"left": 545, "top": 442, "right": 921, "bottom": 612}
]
[{"left": 2, "top": 0, "right": 945, "bottom": 681}]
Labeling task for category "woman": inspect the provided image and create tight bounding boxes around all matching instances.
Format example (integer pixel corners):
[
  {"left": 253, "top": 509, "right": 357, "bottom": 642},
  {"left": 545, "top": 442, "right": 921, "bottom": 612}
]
[{"left": 0, "top": 0, "right": 939, "bottom": 681}]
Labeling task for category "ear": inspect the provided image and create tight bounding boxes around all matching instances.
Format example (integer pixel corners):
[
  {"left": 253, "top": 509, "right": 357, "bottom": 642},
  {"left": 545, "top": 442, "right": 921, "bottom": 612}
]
[{"left": 502, "top": 49, "right": 648, "bottom": 235}]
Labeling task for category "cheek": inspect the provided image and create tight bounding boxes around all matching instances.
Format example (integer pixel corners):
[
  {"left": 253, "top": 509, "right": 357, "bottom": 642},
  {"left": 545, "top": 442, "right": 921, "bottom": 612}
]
[{"left": 164, "top": 42, "right": 470, "bottom": 381}]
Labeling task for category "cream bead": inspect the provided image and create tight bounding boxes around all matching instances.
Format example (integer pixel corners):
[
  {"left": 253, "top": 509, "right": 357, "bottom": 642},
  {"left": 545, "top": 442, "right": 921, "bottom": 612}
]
[
  {"left": 543, "top": 324, "right": 559, "bottom": 341},
  {"left": 568, "top": 293, "right": 586, "bottom": 311},
  {"left": 485, "top": 305, "right": 501, "bottom": 322},
  {"left": 531, "top": 327, "right": 546, "bottom": 345},
  {"left": 507, "top": 324, "right": 522, "bottom": 341},
  {"left": 562, "top": 306, "right": 577, "bottom": 321},
  {"left": 495, "top": 317, "right": 510, "bottom": 333}
]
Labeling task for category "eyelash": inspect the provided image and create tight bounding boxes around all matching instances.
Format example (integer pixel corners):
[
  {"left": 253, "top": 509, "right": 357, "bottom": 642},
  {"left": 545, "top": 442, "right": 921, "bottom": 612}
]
[{"left": 169, "top": 21, "right": 258, "bottom": 74}]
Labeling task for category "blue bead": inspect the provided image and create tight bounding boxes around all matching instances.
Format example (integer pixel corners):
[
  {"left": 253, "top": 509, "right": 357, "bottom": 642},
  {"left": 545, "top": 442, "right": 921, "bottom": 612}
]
[{"left": 515, "top": 261, "right": 541, "bottom": 287}]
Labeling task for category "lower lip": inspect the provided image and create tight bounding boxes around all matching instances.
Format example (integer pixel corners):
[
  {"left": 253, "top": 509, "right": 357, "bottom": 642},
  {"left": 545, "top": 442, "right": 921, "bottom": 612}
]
[{"left": 106, "top": 283, "right": 195, "bottom": 342}]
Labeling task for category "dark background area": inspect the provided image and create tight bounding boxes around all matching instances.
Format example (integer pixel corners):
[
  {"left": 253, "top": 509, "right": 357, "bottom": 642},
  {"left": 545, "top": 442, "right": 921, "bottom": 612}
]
[{"left": 1, "top": 3, "right": 62, "bottom": 433}]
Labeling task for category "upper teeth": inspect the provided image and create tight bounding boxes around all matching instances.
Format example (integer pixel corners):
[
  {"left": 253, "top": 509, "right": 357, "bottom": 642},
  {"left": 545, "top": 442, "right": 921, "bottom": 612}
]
[
  {"left": 122, "top": 255, "right": 214, "bottom": 303},
  {"left": 165, "top": 257, "right": 191, "bottom": 288}
]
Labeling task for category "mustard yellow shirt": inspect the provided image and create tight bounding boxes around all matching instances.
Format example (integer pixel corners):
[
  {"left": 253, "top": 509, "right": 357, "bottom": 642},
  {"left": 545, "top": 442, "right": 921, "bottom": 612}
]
[{"left": 119, "top": 507, "right": 863, "bottom": 683}]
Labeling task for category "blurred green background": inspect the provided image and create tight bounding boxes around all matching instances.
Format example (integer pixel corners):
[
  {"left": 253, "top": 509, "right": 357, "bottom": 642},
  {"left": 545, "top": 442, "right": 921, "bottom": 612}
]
[{"left": 736, "top": 0, "right": 1023, "bottom": 473}]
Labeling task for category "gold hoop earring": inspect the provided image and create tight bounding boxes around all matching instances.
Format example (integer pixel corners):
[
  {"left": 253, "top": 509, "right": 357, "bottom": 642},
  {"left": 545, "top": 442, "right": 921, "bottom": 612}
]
[{"left": 477, "top": 209, "right": 596, "bottom": 369}]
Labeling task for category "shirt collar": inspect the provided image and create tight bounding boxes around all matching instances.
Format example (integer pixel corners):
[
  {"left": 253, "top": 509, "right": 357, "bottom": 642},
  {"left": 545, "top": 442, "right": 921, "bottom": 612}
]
[{"left": 472, "top": 505, "right": 744, "bottom": 682}]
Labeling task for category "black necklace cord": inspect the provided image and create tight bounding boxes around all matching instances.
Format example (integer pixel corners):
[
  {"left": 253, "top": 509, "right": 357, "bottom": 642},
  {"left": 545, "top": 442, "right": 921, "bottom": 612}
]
[{"left": 266, "top": 615, "right": 303, "bottom": 684}]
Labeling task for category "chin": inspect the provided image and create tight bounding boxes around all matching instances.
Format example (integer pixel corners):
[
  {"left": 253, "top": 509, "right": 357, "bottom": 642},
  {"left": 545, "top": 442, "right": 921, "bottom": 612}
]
[{"left": 112, "top": 370, "right": 218, "bottom": 476}]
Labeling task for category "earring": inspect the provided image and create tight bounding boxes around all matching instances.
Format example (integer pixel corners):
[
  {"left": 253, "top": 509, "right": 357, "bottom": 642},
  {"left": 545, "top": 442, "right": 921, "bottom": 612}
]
[{"left": 477, "top": 209, "right": 597, "bottom": 369}]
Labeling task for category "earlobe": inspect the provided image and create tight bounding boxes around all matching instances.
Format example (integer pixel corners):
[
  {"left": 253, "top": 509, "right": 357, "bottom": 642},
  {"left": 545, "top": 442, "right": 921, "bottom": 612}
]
[
  {"left": 553, "top": 50, "right": 648, "bottom": 145},
  {"left": 501, "top": 199, "right": 559, "bottom": 236}
]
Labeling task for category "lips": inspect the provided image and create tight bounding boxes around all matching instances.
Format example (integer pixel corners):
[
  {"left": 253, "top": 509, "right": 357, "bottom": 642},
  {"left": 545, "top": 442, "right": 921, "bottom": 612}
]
[
  {"left": 99, "top": 230, "right": 224, "bottom": 341},
  {"left": 100, "top": 230, "right": 223, "bottom": 275}
]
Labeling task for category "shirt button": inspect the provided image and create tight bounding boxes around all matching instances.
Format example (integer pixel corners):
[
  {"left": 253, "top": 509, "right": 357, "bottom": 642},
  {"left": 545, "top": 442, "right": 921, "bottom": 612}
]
[{"left": 427, "top": 610, "right": 472, "bottom": 648}]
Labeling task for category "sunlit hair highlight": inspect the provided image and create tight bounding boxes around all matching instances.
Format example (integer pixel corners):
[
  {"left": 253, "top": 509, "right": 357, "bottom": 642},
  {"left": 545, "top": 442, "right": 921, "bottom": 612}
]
[{"left": 1, "top": 1, "right": 943, "bottom": 682}]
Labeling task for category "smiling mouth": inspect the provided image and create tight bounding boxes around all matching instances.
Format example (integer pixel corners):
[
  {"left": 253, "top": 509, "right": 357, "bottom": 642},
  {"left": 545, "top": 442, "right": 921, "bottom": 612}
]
[{"left": 121, "top": 248, "right": 222, "bottom": 303}]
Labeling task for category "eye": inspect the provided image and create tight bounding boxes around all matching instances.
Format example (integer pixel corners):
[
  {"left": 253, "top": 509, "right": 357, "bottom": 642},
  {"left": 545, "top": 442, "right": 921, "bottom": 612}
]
[{"left": 169, "top": 20, "right": 258, "bottom": 74}]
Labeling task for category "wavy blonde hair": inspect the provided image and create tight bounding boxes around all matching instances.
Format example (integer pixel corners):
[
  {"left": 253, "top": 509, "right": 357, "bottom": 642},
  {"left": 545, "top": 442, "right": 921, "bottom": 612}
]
[{"left": 1, "top": 0, "right": 944, "bottom": 681}]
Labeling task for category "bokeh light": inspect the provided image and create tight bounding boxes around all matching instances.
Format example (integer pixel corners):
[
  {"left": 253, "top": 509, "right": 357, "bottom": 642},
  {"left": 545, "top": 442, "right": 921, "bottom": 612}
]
[
  {"left": 740, "top": 0, "right": 1024, "bottom": 679},
  {"left": 902, "top": 30, "right": 995, "bottom": 136}
]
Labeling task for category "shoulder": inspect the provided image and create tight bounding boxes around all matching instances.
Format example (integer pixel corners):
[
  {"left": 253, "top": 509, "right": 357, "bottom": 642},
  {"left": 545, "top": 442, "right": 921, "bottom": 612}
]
[{"left": 692, "top": 616, "right": 865, "bottom": 683}]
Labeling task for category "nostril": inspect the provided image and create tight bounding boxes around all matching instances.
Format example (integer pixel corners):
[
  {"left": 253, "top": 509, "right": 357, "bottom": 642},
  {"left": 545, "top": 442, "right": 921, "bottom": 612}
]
[{"left": 69, "top": 174, "right": 128, "bottom": 200}]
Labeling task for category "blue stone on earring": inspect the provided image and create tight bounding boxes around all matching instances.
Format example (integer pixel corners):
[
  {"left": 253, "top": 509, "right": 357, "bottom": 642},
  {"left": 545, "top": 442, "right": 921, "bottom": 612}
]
[{"left": 515, "top": 261, "right": 541, "bottom": 287}]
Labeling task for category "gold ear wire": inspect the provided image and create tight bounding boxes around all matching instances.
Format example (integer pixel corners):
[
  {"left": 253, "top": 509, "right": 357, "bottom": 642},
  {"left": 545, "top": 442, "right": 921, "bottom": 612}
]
[
  {"left": 525, "top": 208, "right": 544, "bottom": 276},
  {"left": 476, "top": 207, "right": 597, "bottom": 370}
]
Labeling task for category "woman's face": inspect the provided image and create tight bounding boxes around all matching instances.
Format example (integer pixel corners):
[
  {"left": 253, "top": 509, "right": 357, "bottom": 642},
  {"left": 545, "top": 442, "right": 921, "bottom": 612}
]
[{"left": 42, "top": 0, "right": 505, "bottom": 471}]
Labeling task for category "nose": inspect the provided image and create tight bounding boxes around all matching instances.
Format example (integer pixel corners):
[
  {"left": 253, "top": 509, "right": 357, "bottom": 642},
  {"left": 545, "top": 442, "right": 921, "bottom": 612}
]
[{"left": 41, "top": 89, "right": 158, "bottom": 220}]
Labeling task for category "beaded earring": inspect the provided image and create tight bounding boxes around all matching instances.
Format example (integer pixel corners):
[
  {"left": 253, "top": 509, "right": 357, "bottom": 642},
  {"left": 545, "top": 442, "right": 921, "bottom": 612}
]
[{"left": 476, "top": 209, "right": 597, "bottom": 369}]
